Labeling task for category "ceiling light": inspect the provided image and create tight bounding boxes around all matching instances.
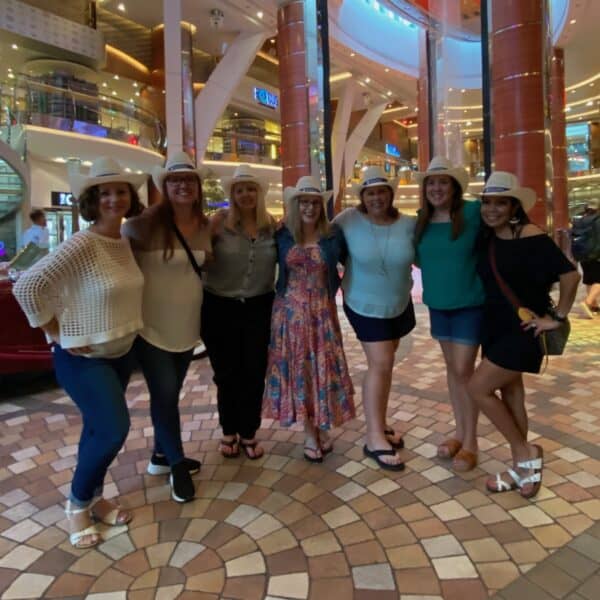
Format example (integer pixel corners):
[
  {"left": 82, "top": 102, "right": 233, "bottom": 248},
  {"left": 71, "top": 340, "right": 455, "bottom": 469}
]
[
  {"left": 365, "top": 77, "right": 371, "bottom": 83},
  {"left": 135, "top": 91, "right": 140, "bottom": 96},
  {"left": 461, "top": 88, "right": 466, "bottom": 93},
  {"left": 102, "top": 82, "right": 107, "bottom": 87},
  {"left": 133, "top": 82, "right": 138, "bottom": 87},
  {"left": 387, "top": 91, "right": 392, "bottom": 96},
  {"left": 257, "top": 11, "right": 263, "bottom": 19},
  {"left": 7, "top": 73, "right": 15, "bottom": 79},
  {"left": 586, "top": 101, "right": 593, "bottom": 106},
  {"left": 385, "top": 68, "right": 389, "bottom": 73},
  {"left": 11, "top": 44, "right": 18, "bottom": 50},
  {"left": 117, "top": 3, "right": 126, "bottom": 12},
  {"left": 114, "top": 74, "right": 119, "bottom": 80},
  {"left": 350, "top": 52, "right": 356, "bottom": 57},
  {"left": 570, "top": 19, "right": 576, "bottom": 24},
  {"left": 111, "top": 91, "right": 117, "bottom": 95}
]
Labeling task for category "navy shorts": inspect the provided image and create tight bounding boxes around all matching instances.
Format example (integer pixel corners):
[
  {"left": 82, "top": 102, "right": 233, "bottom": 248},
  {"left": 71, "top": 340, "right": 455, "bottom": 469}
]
[
  {"left": 344, "top": 300, "right": 416, "bottom": 342},
  {"left": 428, "top": 306, "right": 483, "bottom": 346}
]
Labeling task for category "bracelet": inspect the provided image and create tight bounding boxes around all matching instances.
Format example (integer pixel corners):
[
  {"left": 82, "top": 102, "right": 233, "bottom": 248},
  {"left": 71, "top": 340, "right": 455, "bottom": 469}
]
[{"left": 553, "top": 313, "right": 567, "bottom": 323}]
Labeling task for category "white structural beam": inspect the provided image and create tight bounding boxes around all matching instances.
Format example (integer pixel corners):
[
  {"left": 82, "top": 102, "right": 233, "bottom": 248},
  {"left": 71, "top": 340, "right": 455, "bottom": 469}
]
[
  {"left": 343, "top": 102, "right": 388, "bottom": 179},
  {"left": 163, "top": 0, "right": 184, "bottom": 154},
  {"left": 331, "top": 79, "right": 356, "bottom": 194},
  {"left": 194, "top": 32, "right": 267, "bottom": 161}
]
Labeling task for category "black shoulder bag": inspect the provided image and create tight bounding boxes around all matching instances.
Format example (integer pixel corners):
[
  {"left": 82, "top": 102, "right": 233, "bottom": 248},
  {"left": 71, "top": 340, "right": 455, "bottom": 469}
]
[{"left": 172, "top": 223, "right": 204, "bottom": 278}]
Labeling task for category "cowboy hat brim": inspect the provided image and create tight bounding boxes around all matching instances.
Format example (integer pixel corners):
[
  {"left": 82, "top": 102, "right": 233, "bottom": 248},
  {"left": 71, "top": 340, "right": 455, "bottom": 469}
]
[
  {"left": 351, "top": 177, "right": 399, "bottom": 199},
  {"left": 152, "top": 164, "right": 210, "bottom": 191},
  {"left": 221, "top": 173, "right": 269, "bottom": 196},
  {"left": 283, "top": 186, "right": 333, "bottom": 205},
  {"left": 70, "top": 172, "right": 147, "bottom": 199},
  {"left": 414, "top": 167, "right": 469, "bottom": 192},
  {"left": 479, "top": 186, "right": 536, "bottom": 212}
]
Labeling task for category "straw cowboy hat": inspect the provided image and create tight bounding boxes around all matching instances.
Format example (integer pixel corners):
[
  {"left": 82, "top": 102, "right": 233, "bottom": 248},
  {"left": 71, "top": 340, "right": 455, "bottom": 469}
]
[
  {"left": 355, "top": 165, "right": 398, "bottom": 197},
  {"left": 152, "top": 151, "right": 209, "bottom": 190},
  {"left": 69, "top": 157, "right": 147, "bottom": 199},
  {"left": 221, "top": 164, "right": 268, "bottom": 197},
  {"left": 415, "top": 156, "right": 470, "bottom": 192},
  {"left": 480, "top": 171, "right": 536, "bottom": 212},
  {"left": 283, "top": 175, "right": 332, "bottom": 205}
]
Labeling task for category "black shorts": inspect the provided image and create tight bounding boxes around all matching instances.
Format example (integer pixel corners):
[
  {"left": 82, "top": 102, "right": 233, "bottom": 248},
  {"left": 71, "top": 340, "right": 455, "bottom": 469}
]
[
  {"left": 343, "top": 300, "right": 416, "bottom": 342},
  {"left": 581, "top": 260, "right": 600, "bottom": 285}
]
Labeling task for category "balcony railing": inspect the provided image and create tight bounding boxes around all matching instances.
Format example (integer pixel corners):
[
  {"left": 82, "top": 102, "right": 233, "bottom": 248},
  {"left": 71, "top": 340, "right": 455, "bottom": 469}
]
[{"left": 0, "top": 77, "right": 165, "bottom": 151}]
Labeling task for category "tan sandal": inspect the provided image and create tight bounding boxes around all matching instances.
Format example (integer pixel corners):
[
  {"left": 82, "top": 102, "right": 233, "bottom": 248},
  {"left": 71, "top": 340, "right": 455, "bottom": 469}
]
[
  {"left": 437, "top": 438, "right": 462, "bottom": 459},
  {"left": 452, "top": 448, "right": 478, "bottom": 472},
  {"left": 65, "top": 500, "right": 101, "bottom": 549},
  {"left": 91, "top": 497, "right": 132, "bottom": 526}
]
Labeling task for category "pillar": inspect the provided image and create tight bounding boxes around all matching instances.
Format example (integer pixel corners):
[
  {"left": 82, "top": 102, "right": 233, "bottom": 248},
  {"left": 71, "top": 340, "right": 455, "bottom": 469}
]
[
  {"left": 277, "top": 0, "right": 311, "bottom": 187},
  {"left": 417, "top": 30, "right": 430, "bottom": 171},
  {"left": 551, "top": 47, "right": 569, "bottom": 234},
  {"left": 490, "top": 0, "right": 550, "bottom": 227}
]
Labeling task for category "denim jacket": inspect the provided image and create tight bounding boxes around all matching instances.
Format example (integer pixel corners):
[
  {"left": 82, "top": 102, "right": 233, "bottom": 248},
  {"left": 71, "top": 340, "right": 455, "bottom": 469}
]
[{"left": 275, "top": 224, "right": 347, "bottom": 299}]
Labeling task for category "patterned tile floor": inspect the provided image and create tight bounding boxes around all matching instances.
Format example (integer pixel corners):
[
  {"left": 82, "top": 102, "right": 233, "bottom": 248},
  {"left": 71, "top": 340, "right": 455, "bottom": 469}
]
[{"left": 0, "top": 301, "right": 598, "bottom": 600}]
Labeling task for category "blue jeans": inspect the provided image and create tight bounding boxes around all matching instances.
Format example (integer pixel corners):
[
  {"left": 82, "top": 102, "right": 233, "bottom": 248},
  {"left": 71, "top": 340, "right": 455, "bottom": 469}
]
[
  {"left": 53, "top": 345, "right": 135, "bottom": 507},
  {"left": 133, "top": 336, "right": 193, "bottom": 466}
]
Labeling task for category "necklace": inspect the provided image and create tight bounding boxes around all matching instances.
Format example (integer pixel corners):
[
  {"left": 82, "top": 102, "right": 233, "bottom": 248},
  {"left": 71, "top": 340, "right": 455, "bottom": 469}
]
[{"left": 368, "top": 220, "right": 391, "bottom": 276}]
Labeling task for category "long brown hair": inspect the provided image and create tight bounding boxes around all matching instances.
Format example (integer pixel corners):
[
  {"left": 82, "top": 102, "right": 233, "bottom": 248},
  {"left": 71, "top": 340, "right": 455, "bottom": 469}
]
[
  {"left": 358, "top": 186, "right": 399, "bottom": 219},
  {"left": 148, "top": 175, "right": 208, "bottom": 261},
  {"left": 414, "top": 176, "right": 464, "bottom": 243},
  {"left": 285, "top": 194, "right": 330, "bottom": 244}
]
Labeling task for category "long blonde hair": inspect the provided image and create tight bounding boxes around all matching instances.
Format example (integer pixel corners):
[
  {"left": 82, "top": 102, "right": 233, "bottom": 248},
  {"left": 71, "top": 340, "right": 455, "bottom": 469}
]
[
  {"left": 285, "top": 194, "right": 330, "bottom": 243},
  {"left": 225, "top": 181, "right": 274, "bottom": 231}
]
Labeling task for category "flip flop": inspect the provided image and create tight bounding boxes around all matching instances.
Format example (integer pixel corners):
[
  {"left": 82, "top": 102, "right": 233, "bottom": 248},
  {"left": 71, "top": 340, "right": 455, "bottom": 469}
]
[
  {"left": 239, "top": 440, "right": 264, "bottom": 460},
  {"left": 452, "top": 448, "right": 478, "bottom": 472},
  {"left": 384, "top": 427, "right": 405, "bottom": 450},
  {"left": 303, "top": 445, "right": 323, "bottom": 463},
  {"left": 437, "top": 438, "right": 462, "bottom": 459},
  {"left": 219, "top": 438, "right": 240, "bottom": 458},
  {"left": 363, "top": 445, "right": 405, "bottom": 471}
]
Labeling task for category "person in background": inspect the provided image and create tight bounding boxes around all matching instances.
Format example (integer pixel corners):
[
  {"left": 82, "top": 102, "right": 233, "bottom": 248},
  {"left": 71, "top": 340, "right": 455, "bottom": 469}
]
[
  {"left": 123, "top": 151, "right": 212, "bottom": 503},
  {"left": 333, "top": 166, "right": 415, "bottom": 471},
  {"left": 468, "top": 172, "right": 579, "bottom": 498},
  {"left": 263, "top": 176, "right": 355, "bottom": 462},
  {"left": 415, "top": 157, "right": 483, "bottom": 472},
  {"left": 13, "top": 157, "right": 146, "bottom": 548},
  {"left": 22, "top": 208, "right": 49, "bottom": 249},
  {"left": 202, "top": 164, "right": 276, "bottom": 459}
]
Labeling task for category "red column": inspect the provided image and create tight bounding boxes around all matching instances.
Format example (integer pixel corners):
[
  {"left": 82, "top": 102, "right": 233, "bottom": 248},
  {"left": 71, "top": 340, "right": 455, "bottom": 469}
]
[
  {"left": 277, "top": 0, "right": 310, "bottom": 187},
  {"left": 491, "top": 1, "right": 548, "bottom": 227},
  {"left": 551, "top": 47, "right": 569, "bottom": 234}
]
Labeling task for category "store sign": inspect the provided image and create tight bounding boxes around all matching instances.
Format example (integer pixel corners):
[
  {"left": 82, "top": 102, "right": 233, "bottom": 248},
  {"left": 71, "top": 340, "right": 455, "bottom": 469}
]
[
  {"left": 385, "top": 143, "right": 401, "bottom": 158},
  {"left": 51, "top": 192, "right": 74, "bottom": 207},
  {"left": 253, "top": 87, "right": 279, "bottom": 109}
]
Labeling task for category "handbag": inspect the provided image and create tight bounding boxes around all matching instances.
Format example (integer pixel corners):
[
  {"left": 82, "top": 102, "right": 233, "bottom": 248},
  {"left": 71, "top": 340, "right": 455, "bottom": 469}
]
[{"left": 489, "top": 238, "right": 570, "bottom": 356}]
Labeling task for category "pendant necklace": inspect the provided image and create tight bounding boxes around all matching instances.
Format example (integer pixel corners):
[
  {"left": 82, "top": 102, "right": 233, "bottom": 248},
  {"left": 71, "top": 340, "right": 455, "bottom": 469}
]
[{"left": 369, "top": 219, "right": 391, "bottom": 277}]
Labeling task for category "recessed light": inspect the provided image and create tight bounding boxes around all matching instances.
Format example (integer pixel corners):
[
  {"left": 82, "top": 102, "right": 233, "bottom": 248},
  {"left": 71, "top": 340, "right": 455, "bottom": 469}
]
[
  {"left": 461, "top": 88, "right": 466, "bottom": 93},
  {"left": 11, "top": 44, "right": 18, "bottom": 50},
  {"left": 114, "top": 74, "right": 119, "bottom": 80},
  {"left": 350, "top": 52, "right": 355, "bottom": 57},
  {"left": 384, "top": 68, "right": 389, "bottom": 73},
  {"left": 7, "top": 73, "right": 15, "bottom": 79},
  {"left": 365, "top": 77, "right": 371, "bottom": 83},
  {"left": 133, "top": 82, "right": 138, "bottom": 87},
  {"left": 570, "top": 19, "right": 577, "bottom": 24},
  {"left": 257, "top": 11, "right": 263, "bottom": 19},
  {"left": 135, "top": 91, "right": 140, "bottom": 96},
  {"left": 586, "top": 101, "right": 593, "bottom": 106},
  {"left": 102, "top": 82, "right": 107, "bottom": 87},
  {"left": 111, "top": 91, "right": 117, "bottom": 95},
  {"left": 117, "top": 3, "right": 126, "bottom": 12},
  {"left": 387, "top": 91, "right": 392, "bottom": 96}
]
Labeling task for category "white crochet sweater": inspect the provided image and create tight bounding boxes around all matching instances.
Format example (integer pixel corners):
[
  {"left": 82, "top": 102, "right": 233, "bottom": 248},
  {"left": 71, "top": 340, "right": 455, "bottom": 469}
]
[{"left": 13, "top": 230, "right": 144, "bottom": 358}]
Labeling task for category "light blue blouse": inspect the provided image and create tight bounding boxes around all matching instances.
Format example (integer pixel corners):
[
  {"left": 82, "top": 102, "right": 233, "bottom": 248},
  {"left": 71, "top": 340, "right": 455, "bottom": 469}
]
[{"left": 333, "top": 208, "right": 416, "bottom": 318}]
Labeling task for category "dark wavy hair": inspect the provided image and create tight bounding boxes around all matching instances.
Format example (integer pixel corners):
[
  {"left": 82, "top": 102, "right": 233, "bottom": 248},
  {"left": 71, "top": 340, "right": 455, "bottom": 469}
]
[
  {"left": 78, "top": 183, "right": 143, "bottom": 222},
  {"left": 414, "top": 176, "right": 464, "bottom": 244},
  {"left": 475, "top": 196, "right": 531, "bottom": 251},
  {"left": 146, "top": 176, "right": 208, "bottom": 261}
]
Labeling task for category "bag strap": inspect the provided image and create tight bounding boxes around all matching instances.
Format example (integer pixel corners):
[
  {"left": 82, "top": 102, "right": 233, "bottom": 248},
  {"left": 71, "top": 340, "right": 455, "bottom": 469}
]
[
  {"left": 489, "top": 237, "right": 523, "bottom": 311},
  {"left": 172, "top": 222, "right": 203, "bottom": 279}
]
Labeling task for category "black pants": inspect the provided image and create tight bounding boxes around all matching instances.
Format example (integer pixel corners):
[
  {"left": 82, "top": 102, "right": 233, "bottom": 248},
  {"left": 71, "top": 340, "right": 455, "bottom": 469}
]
[{"left": 201, "top": 290, "right": 274, "bottom": 439}]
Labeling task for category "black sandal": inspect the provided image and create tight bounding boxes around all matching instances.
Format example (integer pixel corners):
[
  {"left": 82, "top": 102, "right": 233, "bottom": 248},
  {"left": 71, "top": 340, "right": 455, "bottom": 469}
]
[
  {"left": 239, "top": 440, "right": 264, "bottom": 460},
  {"left": 384, "top": 428, "right": 405, "bottom": 450},
  {"left": 303, "top": 445, "right": 323, "bottom": 463},
  {"left": 219, "top": 438, "right": 239, "bottom": 458},
  {"left": 363, "top": 445, "right": 405, "bottom": 471}
]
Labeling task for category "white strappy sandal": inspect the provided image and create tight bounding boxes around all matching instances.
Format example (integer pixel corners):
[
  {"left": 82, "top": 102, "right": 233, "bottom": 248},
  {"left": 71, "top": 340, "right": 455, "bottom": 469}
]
[
  {"left": 90, "top": 496, "right": 132, "bottom": 526},
  {"left": 487, "top": 469, "right": 521, "bottom": 493},
  {"left": 65, "top": 500, "right": 101, "bottom": 549},
  {"left": 514, "top": 446, "right": 544, "bottom": 499}
]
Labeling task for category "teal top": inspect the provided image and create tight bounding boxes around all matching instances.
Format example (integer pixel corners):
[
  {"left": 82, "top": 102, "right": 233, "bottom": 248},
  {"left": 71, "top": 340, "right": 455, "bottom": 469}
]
[
  {"left": 416, "top": 200, "right": 485, "bottom": 310},
  {"left": 333, "top": 208, "right": 416, "bottom": 318}
]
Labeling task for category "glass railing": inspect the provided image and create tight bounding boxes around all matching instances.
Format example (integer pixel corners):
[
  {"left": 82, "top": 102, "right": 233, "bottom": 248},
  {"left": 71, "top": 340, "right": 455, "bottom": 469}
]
[{"left": 0, "top": 77, "right": 165, "bottom": 151}]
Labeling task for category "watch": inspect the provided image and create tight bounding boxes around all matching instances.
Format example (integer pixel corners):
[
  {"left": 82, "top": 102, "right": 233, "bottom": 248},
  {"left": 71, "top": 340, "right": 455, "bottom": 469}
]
[{"left": 553, "top": 312, "right": 567, "bottom": 323}]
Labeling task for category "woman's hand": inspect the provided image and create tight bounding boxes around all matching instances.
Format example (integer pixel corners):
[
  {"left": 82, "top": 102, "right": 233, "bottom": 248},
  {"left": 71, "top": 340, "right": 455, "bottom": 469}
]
[
  {"left": 521, "top": 312, "right": 561, "bottom": 337},
  {"left": 66, "top": 346, "right": 93, "bottom": 356}
]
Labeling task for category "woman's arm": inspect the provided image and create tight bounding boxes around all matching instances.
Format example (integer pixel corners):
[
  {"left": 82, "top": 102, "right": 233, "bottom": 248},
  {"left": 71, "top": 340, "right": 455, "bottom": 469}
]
[{"left": 554, "top": 270, "right": 581, "bottom": 318}]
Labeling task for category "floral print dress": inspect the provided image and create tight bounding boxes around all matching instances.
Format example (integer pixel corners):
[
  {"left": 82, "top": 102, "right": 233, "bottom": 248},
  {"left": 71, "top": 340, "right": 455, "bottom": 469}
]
[{"left": 263, "top": 244, "right": 355, "bottom": 429}]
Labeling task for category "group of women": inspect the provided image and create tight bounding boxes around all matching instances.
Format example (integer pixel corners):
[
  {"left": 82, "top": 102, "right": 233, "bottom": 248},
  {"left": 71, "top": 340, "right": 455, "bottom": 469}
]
[{"left": 12, "top": 151, "right": 580, "bottom": 550}]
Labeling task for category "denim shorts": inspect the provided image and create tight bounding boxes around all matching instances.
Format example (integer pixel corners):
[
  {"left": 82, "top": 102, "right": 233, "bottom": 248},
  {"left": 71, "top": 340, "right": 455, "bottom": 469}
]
[{"left": 429, "top": 305, "right": 483, "bottom": 346}]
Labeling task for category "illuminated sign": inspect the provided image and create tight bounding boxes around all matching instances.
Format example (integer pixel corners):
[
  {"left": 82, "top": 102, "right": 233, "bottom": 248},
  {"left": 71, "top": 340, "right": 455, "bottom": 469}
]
[
  {"left": 385, "top": 143, "right": 401, "bottom": 157},
  {"left": 51, "top": 192, "right": 74, "bottom": 207},
  {"left": 253, "top": 87, "right": 279, "bottom": 109}
]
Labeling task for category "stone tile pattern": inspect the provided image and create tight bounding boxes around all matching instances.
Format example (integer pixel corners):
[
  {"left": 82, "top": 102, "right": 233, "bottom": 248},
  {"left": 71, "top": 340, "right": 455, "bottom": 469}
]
[{"left": 0, "top": 303, "right": 598, "bottom": 599}]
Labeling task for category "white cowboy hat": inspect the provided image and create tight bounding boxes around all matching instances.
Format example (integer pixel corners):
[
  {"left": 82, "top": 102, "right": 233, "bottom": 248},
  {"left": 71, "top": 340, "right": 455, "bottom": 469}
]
[
  {"left": 152, "top": 151, "right": 209, "bottom": 190},
  {"left": 355, "top": 165, "right": 398, "bottom": 197},
  {"left": 480, "top": 171, "right": 536, "bottom": 212},
  {"left": 70, "top": 157, "right": 147, "bottom": 199},
  {"left": 414, "top": 156, "right": 470, "bottom": 192},
  {"left": 221, "top": 164, "right": 268, "bottom": 197},
  {"left": 283, "top": 175, "right": 332, "bottom": 205}
]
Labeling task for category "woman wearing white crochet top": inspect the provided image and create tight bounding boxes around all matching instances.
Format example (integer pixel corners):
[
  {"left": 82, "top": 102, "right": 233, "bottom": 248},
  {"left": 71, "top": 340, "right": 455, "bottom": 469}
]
[{"left": 12, "top": 157, "right": 146, "bottom": 549}]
